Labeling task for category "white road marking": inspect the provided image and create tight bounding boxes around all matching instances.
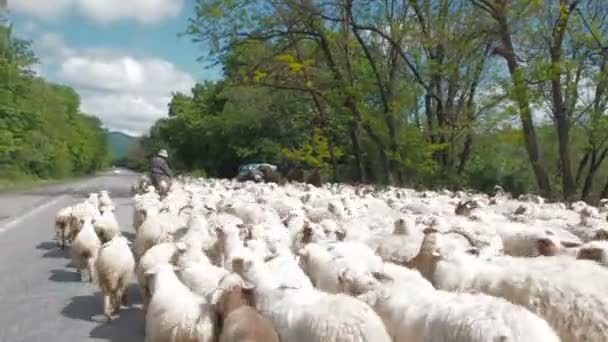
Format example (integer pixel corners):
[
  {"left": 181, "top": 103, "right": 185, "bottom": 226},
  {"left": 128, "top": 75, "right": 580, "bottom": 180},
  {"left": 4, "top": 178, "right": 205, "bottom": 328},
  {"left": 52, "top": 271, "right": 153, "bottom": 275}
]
[
  {"left": 0, "top": 178, "right": 95, "bottom": 235},
  {"left": 0, "top": 195, "right": 68, "bottom": 235}
]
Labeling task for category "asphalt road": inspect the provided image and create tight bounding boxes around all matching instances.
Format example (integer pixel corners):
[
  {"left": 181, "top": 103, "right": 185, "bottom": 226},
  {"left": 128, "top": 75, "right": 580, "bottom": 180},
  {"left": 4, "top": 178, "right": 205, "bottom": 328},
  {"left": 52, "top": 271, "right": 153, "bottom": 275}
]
[{"left": 0, "top": 169, "right": 145, "bottom": 342}]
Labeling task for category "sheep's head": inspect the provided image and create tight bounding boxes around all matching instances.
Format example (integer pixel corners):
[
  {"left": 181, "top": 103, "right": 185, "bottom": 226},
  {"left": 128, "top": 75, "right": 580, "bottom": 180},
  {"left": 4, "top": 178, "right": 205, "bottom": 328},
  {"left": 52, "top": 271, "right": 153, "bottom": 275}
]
[
  {"left": 300, "top": 193, "right": 313, "bottom": 203},
  {"left": 535, "top": 236, "right": 560, "bottom": 256},
  {"left": 236, "top": 223, "right": 253, "bottom": 241},
  {"left": 409, "top": 227, "right": 480, "bottom": 282},
  {"left": 209, "top": 273, "right": 255, "bottom": 317},
  {"left": 335, "top": 227, "right": 346, "bottom": 241},
  {"left": 231, "top": 255, "right": 255, "bottom": 280},
  {"left": 592, "top": 229, "right": 608, "bottom": 241},
  {"left": 455, "top": 200, "right": 479, "bottom": 216},
  {"left": 577, "top": 247, "right": 605, "bottom": 263},
  {"left": 337, "top": 268, "right": 384, "bottom": 296},
  {"left": 393, "top": 218, "right": 409, "bottom": 235},
  {"left": 493, "top": 184, "right": 505, "bottom": 196}
]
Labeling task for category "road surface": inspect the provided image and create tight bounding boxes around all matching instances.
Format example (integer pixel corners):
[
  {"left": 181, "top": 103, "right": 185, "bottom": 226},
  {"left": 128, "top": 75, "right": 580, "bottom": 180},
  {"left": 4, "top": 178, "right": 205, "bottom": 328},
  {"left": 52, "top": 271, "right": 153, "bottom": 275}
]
[{"left": 0, "top": 169, "right": 145, "bottom": 342}]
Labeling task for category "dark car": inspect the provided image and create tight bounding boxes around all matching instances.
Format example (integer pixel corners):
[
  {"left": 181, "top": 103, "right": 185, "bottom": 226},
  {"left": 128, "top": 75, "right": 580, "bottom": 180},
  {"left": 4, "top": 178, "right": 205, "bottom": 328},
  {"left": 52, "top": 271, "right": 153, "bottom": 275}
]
[{"left": 236, "top": 163, "right": 279, "bottom": 183}]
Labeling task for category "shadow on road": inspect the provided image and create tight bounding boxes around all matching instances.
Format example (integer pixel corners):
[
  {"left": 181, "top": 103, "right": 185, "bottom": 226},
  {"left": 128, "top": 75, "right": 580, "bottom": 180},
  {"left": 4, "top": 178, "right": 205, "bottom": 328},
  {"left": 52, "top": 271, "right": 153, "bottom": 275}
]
[
  {"left": 49, "top": 269, "right": 81, "bottom": 282},
  {"left": 122, "top": 231, "right": 136, "bottom": 242},
  {"left": 36, "top": 241, "right": 58, "bottom": 250},
  {"left": 89, "top": 305, "right": 145, "bottom": 341},
  {"left": 61, "top": 294, "right": 100, "bottom": 323},
  {"left": 61, "top": 283, "right": 144, "bottom": 341},
  {"left": 37, "top": 241, "right": 71, "bottom": 258}
]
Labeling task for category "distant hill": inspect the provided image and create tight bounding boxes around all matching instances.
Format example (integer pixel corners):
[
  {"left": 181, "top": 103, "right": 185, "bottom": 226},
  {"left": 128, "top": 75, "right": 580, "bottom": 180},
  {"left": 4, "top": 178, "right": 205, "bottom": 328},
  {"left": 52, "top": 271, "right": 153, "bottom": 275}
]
[{"left": 106, "top": 131, "right": 137, "bottom": 160}]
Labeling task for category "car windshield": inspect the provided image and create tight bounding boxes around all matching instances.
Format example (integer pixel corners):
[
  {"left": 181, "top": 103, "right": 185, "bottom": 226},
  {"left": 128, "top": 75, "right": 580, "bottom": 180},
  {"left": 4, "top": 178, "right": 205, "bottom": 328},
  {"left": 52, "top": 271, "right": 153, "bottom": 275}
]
[{"left": 239, "top": 164, "right": 258, "bottom": 172}]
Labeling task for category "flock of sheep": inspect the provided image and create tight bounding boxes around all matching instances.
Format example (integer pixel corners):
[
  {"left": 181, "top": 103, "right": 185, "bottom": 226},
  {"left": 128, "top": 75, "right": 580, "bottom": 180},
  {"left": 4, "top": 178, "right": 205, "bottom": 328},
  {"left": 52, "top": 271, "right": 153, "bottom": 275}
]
[{"left": 52, "top": 176, "right": 608, "bottom": 342}]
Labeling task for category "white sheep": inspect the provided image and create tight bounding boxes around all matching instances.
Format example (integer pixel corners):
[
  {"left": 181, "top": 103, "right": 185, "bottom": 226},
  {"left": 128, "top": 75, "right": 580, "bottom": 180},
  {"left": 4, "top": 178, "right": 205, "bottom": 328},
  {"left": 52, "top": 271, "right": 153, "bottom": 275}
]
[
  {"left": 208, "top": 273, "right": 280, "bottom": 342},
  {"left": 144, "top": 263, "right": 216, "bottom": 342},
  {"left": 94, "top": 235, "right": 135, "bottom": 320},
  {"left": 134, "top": 211, "right": 183, "bottom": 261},
  {"left": 54, "top": 206, "right": 72, "bottom": 249},
  {"left": 232, "top": 256, "right": 392, "bottom": 342},
  {"left": 358, "top": 283, "right": 561, "bottom": 342},
  {"left": 93, "top": 209, "right": 121, "bottom": 244},
  {"left": 71, "top": 219, "right": 102, "bottom": 282},
  {"left": 136, "top": 242, "right": 177, "bottom": 316},
  {"left": 409, "top": 227, "right": 608, "bottom": 342}
]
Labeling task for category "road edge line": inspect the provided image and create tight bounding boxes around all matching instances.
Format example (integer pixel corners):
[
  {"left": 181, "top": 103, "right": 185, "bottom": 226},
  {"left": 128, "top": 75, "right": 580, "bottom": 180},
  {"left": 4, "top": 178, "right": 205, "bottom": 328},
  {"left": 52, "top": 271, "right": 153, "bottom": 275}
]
[{"left": 0, "top": 195, "right": 69, "bottom": 235}]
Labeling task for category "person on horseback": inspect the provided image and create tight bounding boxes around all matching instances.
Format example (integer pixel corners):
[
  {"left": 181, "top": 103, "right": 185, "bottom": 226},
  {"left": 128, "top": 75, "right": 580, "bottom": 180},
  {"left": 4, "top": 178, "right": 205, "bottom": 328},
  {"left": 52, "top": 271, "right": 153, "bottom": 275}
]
[{"left": 150, "top": 149, "right": 173, "bottom": 192}]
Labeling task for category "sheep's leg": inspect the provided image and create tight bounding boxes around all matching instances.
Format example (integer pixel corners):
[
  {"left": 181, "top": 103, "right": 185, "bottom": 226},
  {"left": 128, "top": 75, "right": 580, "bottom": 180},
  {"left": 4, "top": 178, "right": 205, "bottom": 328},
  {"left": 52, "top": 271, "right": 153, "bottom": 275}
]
[
  {"left": 109, "top": 291, "right": 120, "bottom": 319},
  {"left": 86, "top": 257, "right": 95, "bottom": 283},
  {"left": 60, "top": 230, "right": 66, "bottom": 249},
  {"left": 103, "top": 294, "right": 113, "bottom": 321},
  {"left": 114, "top": 288, "right": 122, "bottom": 311},
  {"left": 77, "top": 258, "right": 88, "bottom": 282},
  {"left": 121, "top": 291, "right": 128, "bottom": 306}
]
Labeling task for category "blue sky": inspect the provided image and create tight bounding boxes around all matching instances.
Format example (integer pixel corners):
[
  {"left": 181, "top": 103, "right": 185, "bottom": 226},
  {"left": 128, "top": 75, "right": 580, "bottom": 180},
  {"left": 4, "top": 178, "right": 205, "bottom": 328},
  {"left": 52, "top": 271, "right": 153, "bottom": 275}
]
[{"left": 7, "top": 0, "right": 222, "bottom": 136}]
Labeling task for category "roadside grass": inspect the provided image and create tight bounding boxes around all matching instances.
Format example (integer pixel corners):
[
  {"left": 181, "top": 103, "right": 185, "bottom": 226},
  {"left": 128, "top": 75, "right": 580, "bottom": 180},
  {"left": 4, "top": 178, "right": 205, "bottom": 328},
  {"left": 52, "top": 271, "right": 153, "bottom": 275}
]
[{"left": 0, "top": 171, "right": 107, "bottom": 194}]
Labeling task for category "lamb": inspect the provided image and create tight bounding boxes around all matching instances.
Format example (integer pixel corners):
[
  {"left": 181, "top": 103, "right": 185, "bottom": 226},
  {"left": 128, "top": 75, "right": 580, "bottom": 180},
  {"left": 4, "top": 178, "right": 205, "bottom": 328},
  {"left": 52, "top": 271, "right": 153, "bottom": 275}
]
[
  {"left": 94, "top": 235, "right": 135, "bottom": 321},
  {"left": 208, "top": 273, "right": 280, "bottom": 342},
  {"left": 54, "top": 206, "right": 73, "bottom": 249},
  {"left": 357, "top": 283, "right": 561, "bottom": 342},
  {"left": 144, "top": 264, "right": 216, "bottom": 342},
  {"left": 71, "top": 219, "right": 102, "bottom": 282},
  {"left": 408, "top": 227, "right": 608, "bottom": 342}
]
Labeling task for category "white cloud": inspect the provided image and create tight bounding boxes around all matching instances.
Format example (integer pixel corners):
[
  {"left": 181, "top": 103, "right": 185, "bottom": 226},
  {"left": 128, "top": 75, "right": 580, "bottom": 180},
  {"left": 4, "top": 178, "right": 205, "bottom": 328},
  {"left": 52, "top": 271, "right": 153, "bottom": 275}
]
[
  {"left": 62, "top": 54, "right": 194, "bottom": 135},
  {"left": 35, "top": 33, "right": 75, "bottom": 63},
  {"left": 8, "top": 0, "right": 184, "bottom": 24},
  {"left": 32, "top": 32, "right": 195, "bottom": 136},
  {"left": 7, "top": 0, "right": 72, "bottom": 20},
  {"left": 76, "top": 0, "right": 184, "bottom": 25}
]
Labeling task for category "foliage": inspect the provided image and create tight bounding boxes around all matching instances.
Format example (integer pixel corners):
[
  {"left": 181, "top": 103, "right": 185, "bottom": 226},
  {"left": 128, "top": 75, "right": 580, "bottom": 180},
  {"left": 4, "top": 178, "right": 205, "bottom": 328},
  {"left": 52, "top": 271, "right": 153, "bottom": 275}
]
[
  {"left": 0, "top": 24, "right": 109, "bottom": 183},
  {"left": 133, "top": 0, "right": 608, "bottom": 201}
]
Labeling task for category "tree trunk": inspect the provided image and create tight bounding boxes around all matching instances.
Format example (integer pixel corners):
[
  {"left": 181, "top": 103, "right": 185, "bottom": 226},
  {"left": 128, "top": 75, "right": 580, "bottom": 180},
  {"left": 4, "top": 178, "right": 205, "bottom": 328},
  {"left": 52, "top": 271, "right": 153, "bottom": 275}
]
[
  {"left": 581, "top": 148, "right": 608, "bottom": 201},
  {"left": 549, "top": 0, "right": 579, "bottom": 201},
  {"left": 491, "top": 5, "right": 552, "bottom": 197},
  {"left": 601, "top": 177, "right": 608, "bottom": 200}
]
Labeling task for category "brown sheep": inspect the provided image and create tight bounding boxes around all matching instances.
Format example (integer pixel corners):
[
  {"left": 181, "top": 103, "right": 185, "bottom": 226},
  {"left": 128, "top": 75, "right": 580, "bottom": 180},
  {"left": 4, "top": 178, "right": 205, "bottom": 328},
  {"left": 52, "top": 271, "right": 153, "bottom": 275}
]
[{"left": 210, "top": 273, "right": 280, "bottom": 342}]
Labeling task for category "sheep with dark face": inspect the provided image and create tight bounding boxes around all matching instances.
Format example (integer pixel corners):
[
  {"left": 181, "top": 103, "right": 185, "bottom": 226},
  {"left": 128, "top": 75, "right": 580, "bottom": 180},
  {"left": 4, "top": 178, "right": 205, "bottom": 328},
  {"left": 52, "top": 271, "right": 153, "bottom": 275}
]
[{"left": 209, "top": 273, "right": 280, "bottom": 342}]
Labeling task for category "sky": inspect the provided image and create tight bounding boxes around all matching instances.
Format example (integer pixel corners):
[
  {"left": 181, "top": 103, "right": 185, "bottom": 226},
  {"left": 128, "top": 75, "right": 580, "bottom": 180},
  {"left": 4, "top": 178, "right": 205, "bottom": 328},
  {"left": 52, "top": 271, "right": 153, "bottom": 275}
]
[{"left": 7, "top": 0, "right": 222, "bottom": 137}]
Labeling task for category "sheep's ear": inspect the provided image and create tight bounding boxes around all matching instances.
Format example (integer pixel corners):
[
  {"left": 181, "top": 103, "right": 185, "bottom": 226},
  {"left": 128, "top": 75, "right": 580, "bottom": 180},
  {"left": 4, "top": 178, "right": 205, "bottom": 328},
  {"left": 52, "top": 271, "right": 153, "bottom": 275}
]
[
  {"left": 577, "top": 247, "right": 603, "bottom": 261},
  {"left": 465, "top": 247, "right": 479, "bottom": 256},
  {"left": 371, "top": 271, "right": 393, "bottom": 282},
  {"left": 209, "top": 288, "right": 223, "bottom": 306},
  {"left": 423, "top": 227, "right": 439, "bottom": 235},
  {"left": 232, "top": 257, "right": 244, "bottom": 272},
  {"left": 336, "top": 268, "right": 351, "bottom": 284},
  {"left": 241, "top": 280, "right": 255, "bottom": 291},
  {"left": 431, "top": 250, "right": 441, "bottom": 258},
  {"left": 263, "top": 253, "right": 278, "bottom": 262},
  {"left": 175, "top": 242, "right": 187, "bottom": 251}
]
